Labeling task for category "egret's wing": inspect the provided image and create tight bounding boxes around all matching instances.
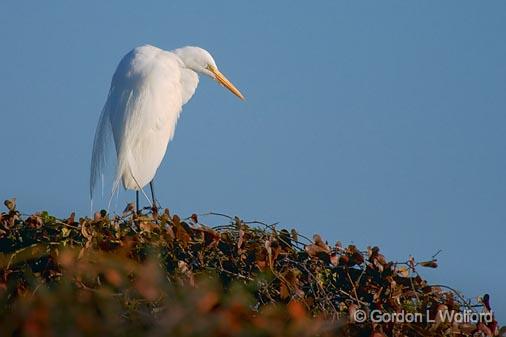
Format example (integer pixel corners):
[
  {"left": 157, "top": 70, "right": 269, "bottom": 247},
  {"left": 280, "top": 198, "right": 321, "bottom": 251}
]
[{"left": 110, "top": 46, "right": 183, "bottom": 194}]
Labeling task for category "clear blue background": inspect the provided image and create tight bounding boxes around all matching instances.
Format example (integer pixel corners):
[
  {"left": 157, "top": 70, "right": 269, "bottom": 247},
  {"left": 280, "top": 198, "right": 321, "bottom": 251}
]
[{"left": 1, "top": 0, "right": 505, "bottom": 322}]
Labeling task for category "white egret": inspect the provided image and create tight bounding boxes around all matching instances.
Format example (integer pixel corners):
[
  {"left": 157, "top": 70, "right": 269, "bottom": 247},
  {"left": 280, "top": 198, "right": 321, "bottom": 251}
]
[{"left": 90, "top": 45, "right": 244, "bottom": 211}]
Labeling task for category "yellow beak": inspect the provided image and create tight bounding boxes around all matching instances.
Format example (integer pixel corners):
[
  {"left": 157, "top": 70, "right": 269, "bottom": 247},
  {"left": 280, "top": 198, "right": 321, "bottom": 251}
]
[{"left": 208, "top": 65, "right": 245, "bottom": 100}]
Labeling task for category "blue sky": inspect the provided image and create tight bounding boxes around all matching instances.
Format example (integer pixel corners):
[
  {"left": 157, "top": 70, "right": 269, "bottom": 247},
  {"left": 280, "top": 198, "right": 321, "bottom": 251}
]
[{"left": 1, "top": 0, "right": 505, "bottom": 321}]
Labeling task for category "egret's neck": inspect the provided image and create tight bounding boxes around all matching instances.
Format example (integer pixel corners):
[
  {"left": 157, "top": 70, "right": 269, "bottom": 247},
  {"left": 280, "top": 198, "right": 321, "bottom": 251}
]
[
  {"left": 179, "top": 68, "right": 199, "bottom": 105},
  {"left": 171, "top": 46, "right": 216, "bottom": 104}
]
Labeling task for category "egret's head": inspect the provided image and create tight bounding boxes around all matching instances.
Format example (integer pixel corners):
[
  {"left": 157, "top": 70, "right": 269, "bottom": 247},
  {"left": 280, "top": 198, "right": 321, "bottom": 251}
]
[{"left": 174, "top": 46, "right": 244, "bottom": 100}]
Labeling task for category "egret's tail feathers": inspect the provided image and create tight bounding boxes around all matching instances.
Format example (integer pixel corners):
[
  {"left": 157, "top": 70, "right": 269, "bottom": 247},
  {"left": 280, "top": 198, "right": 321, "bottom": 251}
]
[{"left": 90, "top": 100, "right": 113, "bottom": 210}]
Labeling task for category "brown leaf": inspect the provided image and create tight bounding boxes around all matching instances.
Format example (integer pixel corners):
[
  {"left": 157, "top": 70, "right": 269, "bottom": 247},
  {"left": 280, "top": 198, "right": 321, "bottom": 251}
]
[
  {"left": 396, "top": 266, "right": 409, "bottom": 278},
  {"left": 237, "top": 229, "right": 245, "bottom": 250},
  {"left": 173, "top": 216, "right": 191, "bottom": 246},
  {"left": 304, "top": 244, "right": 328, "bottom": 257},
  {"left": 177, "top": 261, "right": 194, "bottom": 286},
  {"left": 348, "top": 303, "right": 359, "bottom": 323},
  {"left": 339, "top": 255, "right": 350, "bottom": 265},
  {"left": 164, "top": 225, "right": 175, "bottom": 241},
  {"left": 419, "top": 260, "right": 438, "bottom": 268},
  {"left": 330, "top": 252, "right": 339, "bottom": 267},
  {"left": 197, "top": 291, "right": 219, "bottom": 313},
  {"left": 347, "top": 245, "right": 365, "bottom": 265},
  {"left": 26, "top": 215, "right": 43, "bottom": 229},
  {"left": 313, "top": 234, "right": 330, "bottom": 252},
  {"left": 477, "top": 322, "right": 493, "bottom": 337},
  {"left": 151, "top": 205, "right": 158, "bottom": 219},
  {"left": 161, "top": 208, "right": 171, "bottom": 221},
  {"left": 140, "top": 221, "right": 154, "bottom": 233},
  {"left": 368, "top": 246, "right": 379, "bottom": 259},
  {"left": 66, "top": 212, "right": 75, "bottom": 225},
  {"left": 4, "top": 198, "right": 16, "bottom": 211},
  {"left": 278, "top": 229, "right": 291, "bottom": 249},
  {"left": 256, "top": 259, "right": 267, "bottom": 271},
  {"left": 58, "top": 250, "right": 75, "bottom": 268},
  {"left": 280, "top": 282, "right": 290, "bottom": 300},
  {"left": 81, "top": 221, "right": 93, "bottom": 241},
  {"left": 369, "top": 247, "right": 387, "bottom": 272},
  {"left": 255, "top": 247, "right": 268, "bottom": 271},
  {"left": 287, "top": 300, "right": 306, "bottom": 320},
  {"left": 280, "top": 269, "right": 303, "bottom": 301},
  {"left": 270, "top": 239, "right": 281, "bottom": 265},
  {"left": 290, "top": 229, "right": 298, "bottom": 242},
  {"left": 305, "top": 234, "right": 331, "bottom": 258},
  {"left": 200, "top": 228, "right": 220, "bottom": 248},
  {"left": 104, "top": 269, "right": 123, "bottom": 287}
]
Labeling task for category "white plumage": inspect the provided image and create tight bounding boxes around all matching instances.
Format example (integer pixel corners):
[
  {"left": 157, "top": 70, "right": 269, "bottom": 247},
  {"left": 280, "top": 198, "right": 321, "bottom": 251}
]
[{"left": 90, "top": 45, "right": 244, "bottom": 206}]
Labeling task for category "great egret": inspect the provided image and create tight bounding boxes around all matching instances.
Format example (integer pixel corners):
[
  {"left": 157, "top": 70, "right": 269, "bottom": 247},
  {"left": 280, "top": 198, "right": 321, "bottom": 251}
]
[{"left": 90, "top": 45, "right": 244, "bottom": 211}]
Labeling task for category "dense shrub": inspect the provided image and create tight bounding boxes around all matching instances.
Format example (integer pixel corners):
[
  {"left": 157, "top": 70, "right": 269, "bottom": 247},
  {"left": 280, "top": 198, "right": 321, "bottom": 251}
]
[{"left": 0, "top": 199, "right": 500, "bottom": 336}]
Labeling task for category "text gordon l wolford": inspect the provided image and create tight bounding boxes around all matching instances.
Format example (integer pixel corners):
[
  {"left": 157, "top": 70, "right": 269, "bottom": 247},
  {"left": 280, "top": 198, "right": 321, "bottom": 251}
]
[{"left": 353, "top": 309, "right": 494, "bottom": 324}]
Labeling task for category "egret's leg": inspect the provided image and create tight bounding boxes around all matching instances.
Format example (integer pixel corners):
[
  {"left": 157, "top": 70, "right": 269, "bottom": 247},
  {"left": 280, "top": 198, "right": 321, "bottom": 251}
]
[
  {"left": 136, "top": 190, "right": 139, "bottom": 214},
  {"left": 149, "top": 180, "right": 157, "bottom": 209}
]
